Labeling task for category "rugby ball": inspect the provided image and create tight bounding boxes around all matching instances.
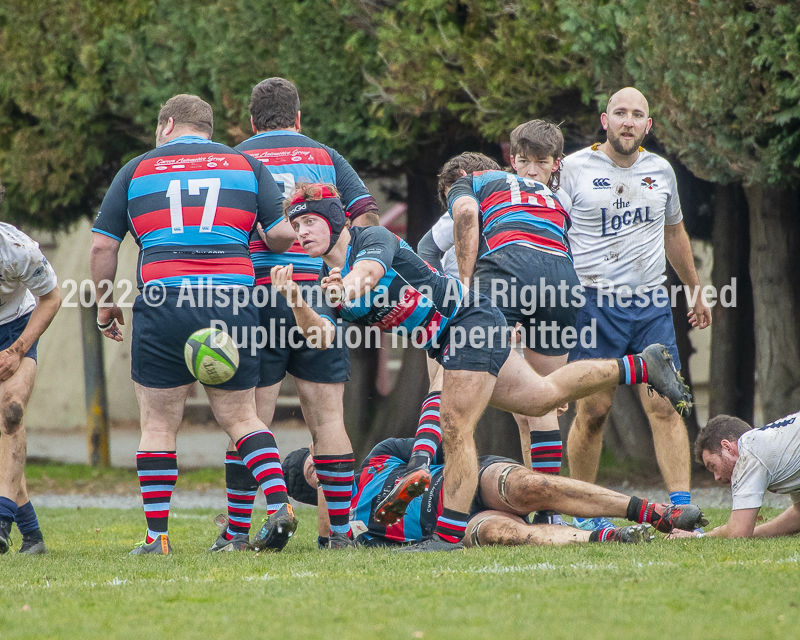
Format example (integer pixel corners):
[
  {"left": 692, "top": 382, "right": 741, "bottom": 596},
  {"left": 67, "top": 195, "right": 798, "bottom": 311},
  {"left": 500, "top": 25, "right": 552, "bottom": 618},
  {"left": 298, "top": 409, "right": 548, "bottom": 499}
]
[{"left": 184, "top": 328, "right": 239, "bottom": 385}]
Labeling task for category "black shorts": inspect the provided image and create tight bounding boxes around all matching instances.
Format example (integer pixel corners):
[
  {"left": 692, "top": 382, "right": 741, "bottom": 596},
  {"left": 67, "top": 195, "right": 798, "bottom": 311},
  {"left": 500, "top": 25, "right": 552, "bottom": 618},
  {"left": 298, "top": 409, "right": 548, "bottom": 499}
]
[
  {"left": 475, "top": 245, "right": 580, "bottom": 356},
  {"left": 0, "top": 312, "right": 38, "bottom": 362},
  {"left": 257, "top": 285, "right": 350, "bottom": 387},
  {"left": 131, "top": 288, "right": 260, "bottom": 390},
  {"left": 428, "top": 290, "right": 511, "bottom": 377},
  {"left": 469, "top": 455, "right": 521, "bottom": 517}
]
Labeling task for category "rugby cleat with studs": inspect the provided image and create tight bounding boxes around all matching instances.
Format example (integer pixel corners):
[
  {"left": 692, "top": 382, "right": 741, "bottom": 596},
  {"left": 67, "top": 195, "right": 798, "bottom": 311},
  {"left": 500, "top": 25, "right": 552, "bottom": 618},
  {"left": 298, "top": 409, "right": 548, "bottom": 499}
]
[
  {"left": 374, "top": 466, "right": 431, "bottom": 526},
  {"left": 394, "top": 533, "right": 464, "bottom": 553},
  {"left": 130, "top": 534, "right": 171, "bottom": 555},
  {"left": 209, "top": 514, "right": 251, "bottom": 552},
  {"left": 600, "top": 524, "right": 654, "bottom": 544},
  {"left": 251, "top": 503, "right": 298, "bottom": 552},
  {"left": 648, "top": 503, "right": 709, "bottom": 534},
  {"left": 638, "top": 344, "right": 693, "bottom": 416}
]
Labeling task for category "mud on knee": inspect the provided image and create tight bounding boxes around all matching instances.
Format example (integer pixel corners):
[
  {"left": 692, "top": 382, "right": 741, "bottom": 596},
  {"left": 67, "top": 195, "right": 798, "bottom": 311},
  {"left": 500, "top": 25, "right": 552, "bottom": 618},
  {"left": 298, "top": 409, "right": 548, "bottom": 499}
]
[{"left": 1, "top": 399, "right": 25, "bottom": 435}]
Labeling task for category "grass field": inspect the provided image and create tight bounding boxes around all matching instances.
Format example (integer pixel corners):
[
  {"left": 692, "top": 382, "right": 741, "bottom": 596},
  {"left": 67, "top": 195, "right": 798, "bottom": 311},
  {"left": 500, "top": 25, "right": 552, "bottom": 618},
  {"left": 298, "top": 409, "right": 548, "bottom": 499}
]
[{"left": 2, "top": 506, "right": 799, "bottom": 640}]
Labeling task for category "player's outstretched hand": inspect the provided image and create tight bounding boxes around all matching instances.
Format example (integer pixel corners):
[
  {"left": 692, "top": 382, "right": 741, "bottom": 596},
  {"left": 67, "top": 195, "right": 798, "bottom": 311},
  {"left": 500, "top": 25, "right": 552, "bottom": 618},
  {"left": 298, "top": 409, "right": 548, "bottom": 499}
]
[
  {"left": 0, "top": 346, "right": 23, "bottom": 382},
  {"left": 98, "top": 304, "right": 124, "bottom": 342},
  {"left": 688, "top": 299, "right": 712, "bottom": 329},
  {"left": 321, "top": 267, "right": 345, "bottom": 304}
]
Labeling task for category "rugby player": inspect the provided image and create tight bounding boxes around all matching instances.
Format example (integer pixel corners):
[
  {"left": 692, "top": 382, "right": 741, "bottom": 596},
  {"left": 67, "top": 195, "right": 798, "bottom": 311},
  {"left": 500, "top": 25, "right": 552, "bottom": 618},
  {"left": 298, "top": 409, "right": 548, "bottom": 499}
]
[
  {"left": 280, "top": 438, "right": 708, "bottom": 548},
  {"left": 690, "top": 413, "right": 800, "bottom": 539},
  {"left": 0, "top": 190, "right": 62, "bottom": 556},
  {"left": 211, "top": 78, "right": 380, "bottom": 551},
  {"left": 560, "top": 87, "right": 710, "bottom": 530},
  {"left": 270, "top": 182, "right": 691, "bottom": 551},
  {"left": 416, "top": 132, "right": 574, "bottom": 525},
  {"left": 90, "top": 94, "right": 299, "bottom": 555}
]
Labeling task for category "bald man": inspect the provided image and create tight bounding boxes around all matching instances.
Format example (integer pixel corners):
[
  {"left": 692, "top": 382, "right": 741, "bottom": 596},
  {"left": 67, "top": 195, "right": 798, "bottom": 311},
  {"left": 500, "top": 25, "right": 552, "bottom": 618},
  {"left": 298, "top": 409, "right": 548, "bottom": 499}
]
[{"left": 560, "top": 88, "right": 711, "bottom": 530}]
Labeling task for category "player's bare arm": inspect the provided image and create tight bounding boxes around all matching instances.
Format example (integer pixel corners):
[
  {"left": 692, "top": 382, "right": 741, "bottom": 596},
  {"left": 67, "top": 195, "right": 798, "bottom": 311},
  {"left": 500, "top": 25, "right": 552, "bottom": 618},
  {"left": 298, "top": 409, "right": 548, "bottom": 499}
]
[
  {"left": 705, "top": 507, "right": 759, "bottom": 538},
  {"left": 664, "top": 221, "right": 711, "bottom": 329},
  {"left": 752, "top": 503, "right": 800, "bottom": 538},
  {"left": 89, "top": 232, "right": 124, "bottom": 342},
  {"left": 261, "top": 218, "right": 297, "bottom": 253},
  {"left": 271, "top": 264, "right": 337, "bottom": 348},
  {"left": 0, "top": 286, "right": 61, "bottom": 382},
  {"left": 451, "top": 195, "right": 480, "bottom": 285}
]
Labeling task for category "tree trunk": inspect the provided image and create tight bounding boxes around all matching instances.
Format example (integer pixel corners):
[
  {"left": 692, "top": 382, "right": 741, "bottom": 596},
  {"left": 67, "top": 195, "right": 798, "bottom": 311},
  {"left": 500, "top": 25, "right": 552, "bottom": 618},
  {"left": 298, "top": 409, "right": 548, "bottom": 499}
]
[
  {"left": 708, "top": 183, "right": 755, "bottom": 424},
  {"left": 744, "top": 185, "right": 800, "bottom": 423}
]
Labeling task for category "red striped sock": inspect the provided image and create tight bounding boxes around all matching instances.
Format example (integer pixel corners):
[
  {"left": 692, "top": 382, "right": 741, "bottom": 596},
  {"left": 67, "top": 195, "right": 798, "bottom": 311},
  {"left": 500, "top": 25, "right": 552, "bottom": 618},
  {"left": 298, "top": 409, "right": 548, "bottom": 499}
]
[
  {"left": 224, "top": 450, "right": 258, "bottom": 539},
  {"left": 409, "top": 392, "right": 442, "bottom": 470},
  {"left": 235, "top": 430, "right": 288, "bottom": 515},
  {"left": 434, "top": 507, "right": 468, "bottom": 543},
  {"left": 136, "top": 451, "right": 178, "bottom": 544},
  {"left": 530, "top": 429, "right": 562, "bottom": 474},
  {"left": 313, "top": 453, "right": 355, "bottom": 536}
]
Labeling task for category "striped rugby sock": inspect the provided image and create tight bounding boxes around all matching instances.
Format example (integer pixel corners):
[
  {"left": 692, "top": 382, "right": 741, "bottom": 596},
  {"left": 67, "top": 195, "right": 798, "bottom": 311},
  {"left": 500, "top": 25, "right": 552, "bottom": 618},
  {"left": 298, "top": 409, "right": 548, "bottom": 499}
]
[
  {"left": 136, "top": 451, "right": 178, "bottom": 544},
  {"left": 235, "top": 430, "right": 289, "bottom": 515},
  {"left": 313, "top": 453, "right": 355, "bottom": 536},
  {"left": 589, "top": 527, "right": 619, "bottom": 542},
  {"left": 434, "top": 507, "right": 468, "bottom": 543},
  {"left": 224, "top": 450, "right": 258, "bottom": 539},
  {"left": 408, "top": 392, "right": 442, "bottom": 470},
  {"left": 617, "top": 355, "right": 648, "bottom": 385},
  {"left": 530, "top": 429, "right": 562, "bottom": 474}
]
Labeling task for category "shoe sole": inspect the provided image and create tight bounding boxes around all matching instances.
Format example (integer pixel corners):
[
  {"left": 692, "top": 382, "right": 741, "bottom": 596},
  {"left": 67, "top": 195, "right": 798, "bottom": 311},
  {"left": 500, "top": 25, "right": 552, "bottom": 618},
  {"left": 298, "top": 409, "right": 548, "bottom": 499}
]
[
  {"left": 642, "top": 345, "right": 693, "bottom": 416},
  {"left": 252, "top": 511, "right": 299, "bottom": 552},
  {"left": 374, "top": 469, "right": 431, "bottom": 526}
]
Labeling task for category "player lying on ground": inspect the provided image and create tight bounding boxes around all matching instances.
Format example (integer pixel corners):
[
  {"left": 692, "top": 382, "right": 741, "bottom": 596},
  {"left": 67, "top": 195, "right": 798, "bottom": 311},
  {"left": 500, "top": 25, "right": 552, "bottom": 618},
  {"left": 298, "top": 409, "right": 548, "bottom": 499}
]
[
  {"left": 270, "top": 182, "right": 692, "bottom": 552},
  {"left": 688, "top": 412, "right": 800, "bottom": 539},
  {"left": 277, "top": 438, "right": 707, "bottom": 548}
]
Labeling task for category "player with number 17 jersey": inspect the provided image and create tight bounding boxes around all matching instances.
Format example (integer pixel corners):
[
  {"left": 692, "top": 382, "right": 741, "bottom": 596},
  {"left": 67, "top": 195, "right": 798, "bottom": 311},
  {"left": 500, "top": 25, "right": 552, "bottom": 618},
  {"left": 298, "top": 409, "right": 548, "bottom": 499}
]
[{"left": 92, "top": 134, "right": 286, "bottom": 389}]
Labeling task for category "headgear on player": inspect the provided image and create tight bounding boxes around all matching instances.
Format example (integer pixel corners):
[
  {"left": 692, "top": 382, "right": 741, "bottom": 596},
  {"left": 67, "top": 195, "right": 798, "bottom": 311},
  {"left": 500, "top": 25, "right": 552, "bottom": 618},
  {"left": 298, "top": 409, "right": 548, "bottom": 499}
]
[{"left": 286, "top": 184, "right": 346, "bottom": 254}]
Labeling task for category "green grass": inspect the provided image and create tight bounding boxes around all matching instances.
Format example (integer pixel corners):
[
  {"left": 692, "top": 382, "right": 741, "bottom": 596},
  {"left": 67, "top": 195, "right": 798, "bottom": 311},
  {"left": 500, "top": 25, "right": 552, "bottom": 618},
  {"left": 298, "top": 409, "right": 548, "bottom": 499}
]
[
  {"left": 24, "top": 463, "right": 224, "bottom": 494},
  {"left": 2, "top": 508, "right": 800, "bottom": 640}
]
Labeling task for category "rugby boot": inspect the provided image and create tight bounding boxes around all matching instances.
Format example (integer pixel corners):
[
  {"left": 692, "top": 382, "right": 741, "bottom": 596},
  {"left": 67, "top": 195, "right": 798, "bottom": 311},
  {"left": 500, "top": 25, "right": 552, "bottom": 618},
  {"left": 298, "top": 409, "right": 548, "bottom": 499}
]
[
  {"left": 648, "top": 503, "right": 709, "bottom": 534},
  {"left": 19, "top": 531, "right": 48, "bottom": 555},
  {"left": 374, "top": 466, "right": 431, "bottom": 526},
  {"left": 251, "top": 503, "right": 298, "bottom": 552},
  {"left": 597, "top": 524, "right": 654, "bottom": 544},
  {"left": 572, "top": 516, "right": 615, "bottom": 531},
  {"left": 325, "top": 532, "right": 356, "bottom": 550},
  {"left": 209, "top": 514, "right": 251, "bottom": 552},
  {"left": 0, "top": 519, "right": 12, "bottom": 554},
  {"left": 638, "top": 344, "right": 693, "bottom": 416},
  {"left": 129, "top": 534, "right": 171, "bottom": 555},
  {"left": 394, "top": 533, "right": 464, "bottom": 553}
]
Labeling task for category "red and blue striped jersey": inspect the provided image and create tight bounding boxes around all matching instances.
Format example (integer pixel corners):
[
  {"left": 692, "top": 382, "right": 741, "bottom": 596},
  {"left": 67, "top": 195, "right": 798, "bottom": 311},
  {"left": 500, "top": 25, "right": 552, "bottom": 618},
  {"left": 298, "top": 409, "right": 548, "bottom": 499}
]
[
  {"left": 351, "top": 439, "right": 445, "bottom": 543},
  {"left": 236, "top": 131, "right": 374, "bottom": 285},
  {"left": 93, "top": 136, "right": 285, "bottom": 288},
  {"left": 311, "top": 227, "right": 464, "bottom": 350},
  {"left": 447, "top": 170, "right": 572, "bottom": 260}
]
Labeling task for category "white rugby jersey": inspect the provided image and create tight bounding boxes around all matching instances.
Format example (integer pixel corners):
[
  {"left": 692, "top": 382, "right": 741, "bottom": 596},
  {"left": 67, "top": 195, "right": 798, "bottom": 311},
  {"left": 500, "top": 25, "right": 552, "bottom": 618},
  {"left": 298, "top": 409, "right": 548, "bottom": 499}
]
[
  {"left": 730, "top": 412, "right": 800, "bottom": 510},
  {"left": 430, "top": 188, "right": 572, "bottom": 280},
  {"left": 0, "top": 223, "right": 58, "bottom": 324},
  {"left": 561, "top": 144, "right": 683, "bottom": 291}
]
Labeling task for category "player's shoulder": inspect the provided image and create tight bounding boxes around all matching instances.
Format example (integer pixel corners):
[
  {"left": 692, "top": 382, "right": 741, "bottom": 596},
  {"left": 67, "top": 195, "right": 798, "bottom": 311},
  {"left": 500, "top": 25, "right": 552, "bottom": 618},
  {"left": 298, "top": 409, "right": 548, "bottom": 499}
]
[
  {"left": 563, "top": 145, "right": 599, "bottom": 168},
  {"left": 0, "top": 223, "right": 42, "bottom": 266},
  {"left": 472, "top": 169, "right": 508, "bottom": 184},
  {"left": 637, "top": 149, "right": 677, "bottom": 176}
]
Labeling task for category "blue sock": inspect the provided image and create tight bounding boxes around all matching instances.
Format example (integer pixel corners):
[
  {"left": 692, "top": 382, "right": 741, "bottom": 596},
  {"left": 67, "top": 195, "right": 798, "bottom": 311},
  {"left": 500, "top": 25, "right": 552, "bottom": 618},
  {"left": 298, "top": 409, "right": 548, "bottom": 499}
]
[
  {"left": 670, "top": 491, "right": 691, "bottom": 505},
  {"left": 15, "top": 501, "right": 40, "bottom": 535},
  {"left": 0, "top": 496, "right": 17, "bottom": 523}
]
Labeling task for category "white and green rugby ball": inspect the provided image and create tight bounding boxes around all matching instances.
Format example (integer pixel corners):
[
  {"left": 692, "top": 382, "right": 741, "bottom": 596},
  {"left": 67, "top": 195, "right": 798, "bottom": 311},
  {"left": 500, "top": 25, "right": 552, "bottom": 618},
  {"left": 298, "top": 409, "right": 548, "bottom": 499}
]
[{"left": 184, "top": 328, "right": 239, "bottom": 385}]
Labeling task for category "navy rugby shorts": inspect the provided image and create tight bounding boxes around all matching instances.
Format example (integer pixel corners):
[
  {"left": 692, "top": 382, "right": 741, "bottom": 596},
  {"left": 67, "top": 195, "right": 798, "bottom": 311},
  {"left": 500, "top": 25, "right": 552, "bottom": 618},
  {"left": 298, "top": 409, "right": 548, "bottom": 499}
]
[
  {"left": 0, "top": 312, "right": 38, "bottom": 362},
  {"left": 568, "top": 286, "right": 681, "bottom": 370},
  {"left": 257, "top": 284, "right": 350, "bottom": 387},
  {"left": 131, "top": 287, "right": 260, "bottom": 390},
  {"left": 474, "top": 245, "right": 580, "bottom": 357}
]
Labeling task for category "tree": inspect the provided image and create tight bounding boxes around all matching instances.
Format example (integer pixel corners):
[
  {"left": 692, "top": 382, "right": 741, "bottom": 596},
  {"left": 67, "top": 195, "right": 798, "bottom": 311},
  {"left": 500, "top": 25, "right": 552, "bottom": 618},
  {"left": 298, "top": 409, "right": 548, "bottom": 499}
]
[{"left": 558, "top": 0, "right": 800, "bottom": 423}]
